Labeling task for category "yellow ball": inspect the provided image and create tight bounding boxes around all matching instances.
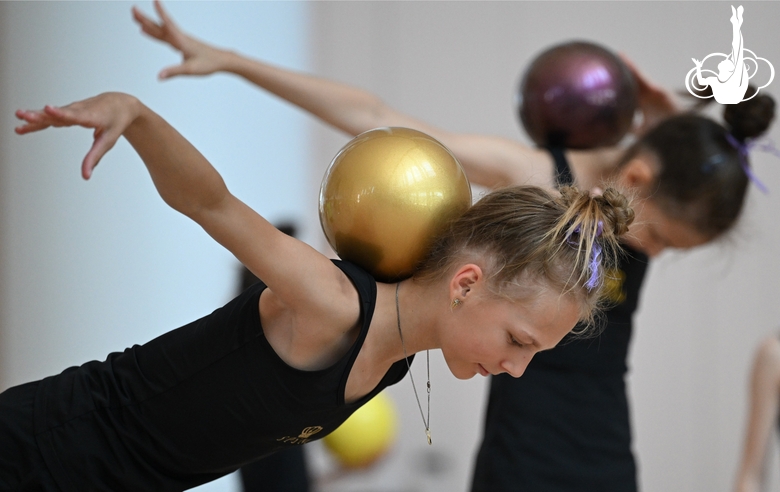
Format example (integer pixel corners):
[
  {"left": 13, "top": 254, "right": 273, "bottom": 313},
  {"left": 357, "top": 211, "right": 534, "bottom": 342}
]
[
  {"left": 319, "top": 127, "right": 472, "bottom": 281},
  {"left": 323, "top": 392, "right": 399, "bottom": 469}
]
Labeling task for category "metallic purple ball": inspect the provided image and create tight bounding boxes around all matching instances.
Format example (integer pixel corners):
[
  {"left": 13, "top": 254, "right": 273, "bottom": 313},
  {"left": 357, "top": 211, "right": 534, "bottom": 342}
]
[{"left": 518, "top": 41, "right": 638, "bottom": 149}]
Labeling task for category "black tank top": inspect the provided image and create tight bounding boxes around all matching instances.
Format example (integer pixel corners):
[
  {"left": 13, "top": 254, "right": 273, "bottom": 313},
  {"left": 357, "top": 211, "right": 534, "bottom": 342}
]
[
  {"left": 33, "top": 260, "right": 409, "bottom": 492},
  {"left": 471, "top": 150, "right": 650, "bottom": 491}
]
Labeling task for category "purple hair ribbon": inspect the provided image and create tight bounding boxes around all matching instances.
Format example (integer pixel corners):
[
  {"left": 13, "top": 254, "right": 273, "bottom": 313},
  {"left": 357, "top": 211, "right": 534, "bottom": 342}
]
[
  {"left": 725, "top": 133, "right": 778, "bottom": 194},
  {"left": 567, "top": 221, "right": 603, "bottom": 290}
]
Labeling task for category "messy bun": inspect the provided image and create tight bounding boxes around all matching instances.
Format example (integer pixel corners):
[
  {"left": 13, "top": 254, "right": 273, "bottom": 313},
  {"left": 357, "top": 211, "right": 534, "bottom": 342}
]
[
  {"left": 413, "top": 185, "right": 634, "bottom": 329},
  {"left": 557, "top": 186, "right": 634, "bottom": 238}
]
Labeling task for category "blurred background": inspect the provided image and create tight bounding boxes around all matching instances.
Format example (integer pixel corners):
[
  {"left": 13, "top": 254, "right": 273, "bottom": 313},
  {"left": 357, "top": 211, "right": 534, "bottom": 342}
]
[{"left": 2, "top": 2, "right": 780, "bottom": 491}]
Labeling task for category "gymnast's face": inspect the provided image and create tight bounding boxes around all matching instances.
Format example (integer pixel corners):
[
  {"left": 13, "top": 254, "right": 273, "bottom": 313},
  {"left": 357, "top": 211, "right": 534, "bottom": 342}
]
[
  {"left": 440, "top": 279, "right": 580, "bottom": 380},
  {"left": 616, "top": 155, "right": 711, "bottom": 258},
  {"left": 622, "top": 197, "right": 710, "bottom": 258}
]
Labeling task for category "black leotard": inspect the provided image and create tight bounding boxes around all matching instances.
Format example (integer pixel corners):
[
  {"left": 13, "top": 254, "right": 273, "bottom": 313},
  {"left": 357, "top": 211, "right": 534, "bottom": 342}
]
[
  {"left": 470, "top": 150, "right": 650, "bottom": 492},
  {"left": 0, "top": 260, "right": 409, "bottom": 492}
]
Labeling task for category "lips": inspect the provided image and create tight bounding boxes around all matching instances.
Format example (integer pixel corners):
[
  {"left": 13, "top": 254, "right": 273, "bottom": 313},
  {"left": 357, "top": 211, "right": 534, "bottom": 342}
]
[{"left": 477, "top": 363, "right": 490, "bottom": 377}]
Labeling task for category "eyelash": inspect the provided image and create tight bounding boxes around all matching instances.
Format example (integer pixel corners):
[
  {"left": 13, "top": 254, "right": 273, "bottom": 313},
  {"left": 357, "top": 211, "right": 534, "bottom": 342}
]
[{"left": 510, "top": 335, "right": 524, "bottom": 348}]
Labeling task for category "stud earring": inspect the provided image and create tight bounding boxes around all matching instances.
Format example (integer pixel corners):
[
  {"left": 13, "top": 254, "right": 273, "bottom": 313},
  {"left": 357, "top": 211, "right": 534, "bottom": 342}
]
[{"left": 451, "top": 298, "right": 462, "bottom": 309}]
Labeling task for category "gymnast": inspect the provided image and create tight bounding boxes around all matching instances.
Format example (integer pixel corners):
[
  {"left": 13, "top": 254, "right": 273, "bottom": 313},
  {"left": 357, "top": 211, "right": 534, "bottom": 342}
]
[
  {"left": 129, "top": 2, "right": 777, "bottom": 489},
  {"left": 0, "top": 91, "right": 632, "bottom": 491}
]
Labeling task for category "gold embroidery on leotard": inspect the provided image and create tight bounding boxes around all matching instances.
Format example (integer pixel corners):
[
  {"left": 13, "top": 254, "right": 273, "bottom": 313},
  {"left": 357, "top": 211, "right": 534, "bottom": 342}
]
[{"left": 276, "top": 426, "right": 323, "bottom": 445}]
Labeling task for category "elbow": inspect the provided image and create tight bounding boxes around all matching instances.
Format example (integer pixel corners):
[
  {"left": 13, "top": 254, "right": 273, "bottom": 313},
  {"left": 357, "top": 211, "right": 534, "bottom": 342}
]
[{"left": 172, "top": 184, "right": 232, "bottom": 223}]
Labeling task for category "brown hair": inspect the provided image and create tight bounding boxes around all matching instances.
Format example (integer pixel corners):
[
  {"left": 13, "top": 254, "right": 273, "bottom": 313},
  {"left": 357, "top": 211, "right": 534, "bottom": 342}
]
[
  {"left": 620, "top": 85, "right": 775, "bottom": 239},
  {"left": 413, "top": 185, "right": 634, "bottom": 331}
]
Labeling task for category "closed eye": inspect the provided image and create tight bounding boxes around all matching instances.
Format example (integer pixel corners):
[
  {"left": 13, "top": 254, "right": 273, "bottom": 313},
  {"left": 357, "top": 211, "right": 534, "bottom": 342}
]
[{"left": 509, "top": 335, "right": 524, "bottom": 348}]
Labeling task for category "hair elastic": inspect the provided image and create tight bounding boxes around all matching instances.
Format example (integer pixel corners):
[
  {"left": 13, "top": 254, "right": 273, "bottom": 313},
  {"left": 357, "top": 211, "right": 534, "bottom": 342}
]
[
  {"left": 566, "top": 221, "right": 603, "bottom": 290},
  {"left": 725, "top": 133, "right": 780, "bottom": 194}
]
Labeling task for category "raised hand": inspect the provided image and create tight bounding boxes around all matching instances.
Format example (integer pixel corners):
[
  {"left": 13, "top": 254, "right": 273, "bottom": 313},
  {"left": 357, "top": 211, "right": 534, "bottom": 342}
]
[
  {"left": 15, "top": 93, "right": 140, "bottom": 180},
  {"left": 132, "top": 0, "right": 229, "bottom": 80},
  {"left": 620, "top": 54, "right": 679, "bottom": 136}
]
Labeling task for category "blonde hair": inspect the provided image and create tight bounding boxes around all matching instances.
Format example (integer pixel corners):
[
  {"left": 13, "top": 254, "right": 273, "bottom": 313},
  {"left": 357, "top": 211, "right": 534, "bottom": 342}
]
[{"left": 413, "top": 185, "right": 634, "bottom": 333}]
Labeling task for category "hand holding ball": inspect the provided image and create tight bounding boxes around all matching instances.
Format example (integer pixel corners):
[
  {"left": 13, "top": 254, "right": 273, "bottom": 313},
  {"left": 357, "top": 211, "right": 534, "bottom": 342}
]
[{"left": 319, "top": 127, "right": 471, "bottom": 281}]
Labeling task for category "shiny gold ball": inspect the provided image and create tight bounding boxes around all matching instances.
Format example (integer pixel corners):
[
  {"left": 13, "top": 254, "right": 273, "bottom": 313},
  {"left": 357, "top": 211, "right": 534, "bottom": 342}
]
[{"left": 319, "top": 127, "right": 471, "bottom": 281}]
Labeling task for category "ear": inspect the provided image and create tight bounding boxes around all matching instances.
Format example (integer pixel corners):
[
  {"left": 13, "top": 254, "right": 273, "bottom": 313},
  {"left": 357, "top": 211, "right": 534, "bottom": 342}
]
[
  {"left": 448, "top": 263, "right": 483, "bottom": 301},
  {"left": 618, "top": 155, "right": 656, "bottom": 192}
]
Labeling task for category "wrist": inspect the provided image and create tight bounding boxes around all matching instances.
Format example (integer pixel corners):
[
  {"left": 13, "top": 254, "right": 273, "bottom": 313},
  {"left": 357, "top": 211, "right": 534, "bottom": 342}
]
[
  {"left": 220, "top": 49, "right": 246, "bottom": 74},
  {"left": 124, "top": 94, "right": 145, "bottom": 124},
  {"left": 123, "top": 95, "right": 152, "bottom": 138}
]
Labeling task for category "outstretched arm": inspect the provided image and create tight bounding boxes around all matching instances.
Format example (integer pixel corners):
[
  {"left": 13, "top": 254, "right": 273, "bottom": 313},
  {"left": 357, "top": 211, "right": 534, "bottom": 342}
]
[
  {"left": 15, "top": 93, "right": 350, "bottom": 314},
  {"left": 734, "top": 336, "right": 780, "bottom": 492},
  {"left": 132, "top": 0, "right": 552, "bottom": 189}
]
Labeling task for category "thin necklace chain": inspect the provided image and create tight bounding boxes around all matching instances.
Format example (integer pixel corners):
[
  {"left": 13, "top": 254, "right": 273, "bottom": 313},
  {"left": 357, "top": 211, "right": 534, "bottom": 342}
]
[{"left": 395, "top": 282, "right": 432, "bottom": 445}]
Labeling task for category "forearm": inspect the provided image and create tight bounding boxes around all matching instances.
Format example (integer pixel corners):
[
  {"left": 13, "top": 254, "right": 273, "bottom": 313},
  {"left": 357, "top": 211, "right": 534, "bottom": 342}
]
[
  {"left": 123, "top": 101, "right": 229, "bottom": 219},
  {"left": 220, "top": 51, "right": 391, "bottom": 136}
]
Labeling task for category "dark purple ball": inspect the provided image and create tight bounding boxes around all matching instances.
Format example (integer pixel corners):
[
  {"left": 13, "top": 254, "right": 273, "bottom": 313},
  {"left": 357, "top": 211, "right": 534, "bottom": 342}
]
[{"left": 518, "top": 41, "right": 638, "bottom": 149}]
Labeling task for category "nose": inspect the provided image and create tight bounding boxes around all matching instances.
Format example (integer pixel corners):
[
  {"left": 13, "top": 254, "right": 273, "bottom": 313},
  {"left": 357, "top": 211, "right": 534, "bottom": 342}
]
[{"left": 501, "top": 355, "right": 533, "bottom": 378}]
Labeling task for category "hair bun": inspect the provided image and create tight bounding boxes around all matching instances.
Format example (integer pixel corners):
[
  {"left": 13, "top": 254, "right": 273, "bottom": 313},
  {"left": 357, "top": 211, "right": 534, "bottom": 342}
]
[
  {"left": 557, "top": 185, "right": 587, "bottom": 207},
  {"left": 558, "top": 186, "right": 634, "bottom": 238},
  {"left": 724, "top": 85, "right": 776, "bottom": 141}
]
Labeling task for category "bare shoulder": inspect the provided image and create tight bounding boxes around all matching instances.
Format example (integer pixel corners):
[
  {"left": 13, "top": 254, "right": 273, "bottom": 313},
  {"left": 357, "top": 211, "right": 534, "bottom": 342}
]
[
  {"left": 288, "top": 259, "right": 362, "bottom": 328},
  {"left": 260, "top": 263, "right": 363, "bottom": 371}
]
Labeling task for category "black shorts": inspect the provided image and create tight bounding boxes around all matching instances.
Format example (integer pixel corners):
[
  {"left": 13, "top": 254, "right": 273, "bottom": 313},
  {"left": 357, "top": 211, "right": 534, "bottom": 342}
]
[{"left": 0, "top": 381, "right": 61, "bottom": 492}]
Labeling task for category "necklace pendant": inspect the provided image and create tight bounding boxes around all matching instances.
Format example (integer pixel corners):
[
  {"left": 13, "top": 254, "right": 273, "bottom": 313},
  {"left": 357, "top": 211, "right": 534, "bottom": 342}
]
[{"left": 426, "top": 429, "right": 432, "bottom": 445}]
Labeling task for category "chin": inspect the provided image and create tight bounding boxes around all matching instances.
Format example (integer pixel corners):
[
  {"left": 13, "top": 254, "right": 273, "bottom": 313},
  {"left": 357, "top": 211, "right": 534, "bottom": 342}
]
[
  {"left": 453, "top": 365, "right": 477, "bottom": 380},
  {"left": 443, "top": 358, "right": 473, "bottom": 380}
]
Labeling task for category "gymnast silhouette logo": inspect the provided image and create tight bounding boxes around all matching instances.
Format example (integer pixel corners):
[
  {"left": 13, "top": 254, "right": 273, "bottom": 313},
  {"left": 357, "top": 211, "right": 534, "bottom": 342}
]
[{"left": 685, "top": 5, "right": 774, "bottom": 104}]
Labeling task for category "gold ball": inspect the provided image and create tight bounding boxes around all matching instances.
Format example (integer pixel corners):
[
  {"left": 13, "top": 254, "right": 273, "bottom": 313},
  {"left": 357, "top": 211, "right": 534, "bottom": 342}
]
[{"left": 319, "top": 127, "right": 472, "bottom": 281}]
